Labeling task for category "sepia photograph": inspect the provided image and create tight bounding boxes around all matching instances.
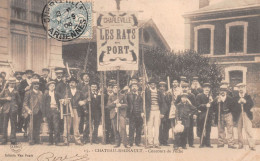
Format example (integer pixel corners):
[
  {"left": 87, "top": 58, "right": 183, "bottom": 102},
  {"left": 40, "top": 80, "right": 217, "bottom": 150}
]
[{"left": 0, "top": 0, "right": 259, "bottom": 160}]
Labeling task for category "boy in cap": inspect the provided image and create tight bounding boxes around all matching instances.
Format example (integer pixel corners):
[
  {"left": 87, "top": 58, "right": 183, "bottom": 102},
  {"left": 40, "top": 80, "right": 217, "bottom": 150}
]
[
  {"left": 196, "top": 83, "right": 214, "bottom": 148},
  {"left": 23, "top": 78, "right": 43, "bottom": 145},
  {"left": 42, "top": 81, "right": 61, "bottom": 146},
  {"left": 233, "top": 83, "right": 255, "bottom": 150},
  {"left": 126, "top": 78, "right": 144, "bottom": 147},
  {"left": 212, "top": 85, "right": 236, "bottom": 149},
  {"left": 175, "top": 82, "right": 196, "bottom": 147},
  {"left": 191, "top": 76, "right": 203, "bottom": 97},
  {"left": 0, "top": 77, "right": 21, "bottom": 145},
  {"left": 145, "top": 78, "right": 167, "bottom": 149},
  {"left": 106, "top": 81, "right": 129, "bottom": 148},
  {"left": 175, "top": 93, "right": 197, "bottom": 150}
]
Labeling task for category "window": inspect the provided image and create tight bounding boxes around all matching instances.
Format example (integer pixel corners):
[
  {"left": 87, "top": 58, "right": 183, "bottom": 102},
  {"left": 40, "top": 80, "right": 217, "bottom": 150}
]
[
  {"left": 229, "top": 71, "right": 243, "bottom": 89},
  {"left": 31, "top": 37, "right": 46, "bottom": 73},
  {"left": 198, "top": 29, "right": 211, "bottom": 54},
  {"left": 194, "top": 24, "right": 215, "bottom": 55},
  {"left": 226, "top": 21, "right": 248, "bottom": 55},
  {"left": 31, "top": 0, "right": 46, "bottom": 23},
  {"left": 11, "top": 33, "right": 27, "bottom": 71},
  {"left": 11, "top": 0, "right": 27, "bottom": 20}
]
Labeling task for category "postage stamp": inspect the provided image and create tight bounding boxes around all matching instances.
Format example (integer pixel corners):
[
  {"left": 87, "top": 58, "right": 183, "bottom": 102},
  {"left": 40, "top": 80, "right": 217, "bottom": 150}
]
[{"left": 41, "top": 0, "right": 93, "bottom": 41}]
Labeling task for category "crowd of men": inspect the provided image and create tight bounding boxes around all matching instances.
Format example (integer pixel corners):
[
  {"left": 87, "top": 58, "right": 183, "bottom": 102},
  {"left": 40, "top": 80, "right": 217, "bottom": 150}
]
[{"left": 0, "top": 68, "right": 256, "bottom": 151}]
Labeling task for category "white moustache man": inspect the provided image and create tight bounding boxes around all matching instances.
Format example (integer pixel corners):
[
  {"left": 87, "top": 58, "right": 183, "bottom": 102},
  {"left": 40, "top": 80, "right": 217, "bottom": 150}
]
[
  {"left": 233, "top": 83, "right": 255, "bottom": 151},
  {"left": 196, "top": 83, "right": 214, "bottom": 148},
  {"left": 212, "top": 85, "right": 236, "bottom": 149}
]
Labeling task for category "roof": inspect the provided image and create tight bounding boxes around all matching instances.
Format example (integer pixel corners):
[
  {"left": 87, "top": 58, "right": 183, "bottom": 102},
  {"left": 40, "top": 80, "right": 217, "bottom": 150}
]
[
  {"left": 184, "top": 0, "right": 260, "bottom": 17},
  {"left": 63, "top": 19, "right": 171, "bottom": 50}
]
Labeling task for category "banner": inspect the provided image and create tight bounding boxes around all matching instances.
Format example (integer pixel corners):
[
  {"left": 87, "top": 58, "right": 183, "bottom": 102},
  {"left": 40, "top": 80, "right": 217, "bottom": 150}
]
[{"left": 96, "top": 12, "right": 139, "bottom": 71}]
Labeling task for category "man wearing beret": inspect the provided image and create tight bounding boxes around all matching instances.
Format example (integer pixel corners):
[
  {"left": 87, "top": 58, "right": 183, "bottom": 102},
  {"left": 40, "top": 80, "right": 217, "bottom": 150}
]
[
  {"left": 126, "top": 78, "right": 144, "bottom": 147},
  {"left": 145, "top": 78, "right": 167, "bottom": 149},
  {"left": 196, "top": 83, "right": 214, "bottom": 148},
  {"left": 42, "top": 81, "right": 61, "bottom": 146},
  {"left": 212, "top": 85, "right": 236, "bottom": 149},
  {"left": 0, "top": 77, "right": 21, "bottom": 145},
  {"left": 23, "top": 78, "right": 43, "bottom": 145},
  {"left": 175, "top": 93, "right": 197, "bottom": 150},
  {"left": 106, "top": 81, "right": 129, "bottom": 148},
  {"left": 158, "top": 81, "right": 171, "bottom": 146},
  {"left": 233, "top": 83, "right": 255, "bottom": 151}
]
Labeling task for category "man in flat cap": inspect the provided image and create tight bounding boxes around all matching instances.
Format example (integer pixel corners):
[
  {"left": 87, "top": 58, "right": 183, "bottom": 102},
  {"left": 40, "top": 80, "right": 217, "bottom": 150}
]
[
  {"left": 145, "top": 78, "right": 167, "bottom": 149},
  {"left": 158, "top": 81, "right": 171, "bottom": 146},
  {"left": 23, "top": 78, "right": 43, "bottom": 145},
  {"left": 18, "top": 69, "right": 34, "bottom": 137},
  {"left": 126, "top": 78, "right": 144, "bottom": 147},
  {"left": 42, "top": 81, "right": 61, "bottom": 146},
  {"left": 106, "top": 81, "right": 129, "bottom": 148},
  {"left": 233, "top": 83, "right": 255, "bottom": 150},
  {"left": 174, "top": 93, "right": 197, "bottom": 150},
  {"left": 196, "top": 83, "right": 214, "bottom": 148},
  {"left": 0, "top": 77, "right": 21, "bottom": 145},
  {"left": 212, "top": 85, "right": 236, "bottom": 149}
]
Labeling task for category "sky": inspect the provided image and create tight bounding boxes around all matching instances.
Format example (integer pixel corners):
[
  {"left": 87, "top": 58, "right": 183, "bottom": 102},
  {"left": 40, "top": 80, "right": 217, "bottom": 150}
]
[{"left": 93, "top": 0, "right": 223, "bottom": 50}]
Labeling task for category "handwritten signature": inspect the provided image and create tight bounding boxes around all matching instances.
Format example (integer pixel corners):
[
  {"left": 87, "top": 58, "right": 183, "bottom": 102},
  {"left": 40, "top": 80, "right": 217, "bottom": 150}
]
[{"left": 37, "top": 152, "right": 89, "bottom": 161}]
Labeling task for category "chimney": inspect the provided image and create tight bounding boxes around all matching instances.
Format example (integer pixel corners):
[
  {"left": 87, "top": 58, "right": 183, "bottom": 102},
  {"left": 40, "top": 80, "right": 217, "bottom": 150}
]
[{"left": 199, "top": 0, "right": 210, "bottom": 8}]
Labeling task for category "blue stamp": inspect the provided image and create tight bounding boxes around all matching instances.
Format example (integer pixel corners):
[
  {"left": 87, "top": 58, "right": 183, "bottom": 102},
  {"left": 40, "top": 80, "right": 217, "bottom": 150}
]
[{"left": 42, "top": 0, "right": 92, "bottom": 41}]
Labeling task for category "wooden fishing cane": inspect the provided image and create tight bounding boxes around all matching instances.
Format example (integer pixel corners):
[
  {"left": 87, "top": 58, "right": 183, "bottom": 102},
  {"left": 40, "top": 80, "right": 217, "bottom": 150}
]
[
  {"left": 200, "top": 94, "right": 213, "bottom": 146},
  {"left": 88, "top": 84, "right": 93, "bottom": 145},
  {"left": 116, "top": 69, "right": 120, "bottom": 131},
  {"left": 241, "top": 103, "right": 247, "bottom": 149}
]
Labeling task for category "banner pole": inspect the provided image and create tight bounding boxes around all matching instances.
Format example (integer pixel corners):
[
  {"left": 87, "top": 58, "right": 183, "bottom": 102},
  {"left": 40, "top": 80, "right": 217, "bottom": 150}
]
[{"left": 100, "top": 71, "right": 106, "bottom": 144}]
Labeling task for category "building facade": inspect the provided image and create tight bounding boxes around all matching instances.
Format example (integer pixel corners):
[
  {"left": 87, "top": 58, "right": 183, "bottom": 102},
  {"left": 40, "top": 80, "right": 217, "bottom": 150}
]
[
  {"left": 0, "top": 0, "right": 63, "bottom": 75},
  {"left": 184, "top": 0, "right": 260, "bottom": 107}
]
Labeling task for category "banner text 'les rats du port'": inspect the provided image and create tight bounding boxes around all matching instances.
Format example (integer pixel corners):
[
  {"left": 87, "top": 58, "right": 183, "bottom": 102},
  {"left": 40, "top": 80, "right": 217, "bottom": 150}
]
[{"left": 96, "top": 12, "right": 139, "bottom": 71}]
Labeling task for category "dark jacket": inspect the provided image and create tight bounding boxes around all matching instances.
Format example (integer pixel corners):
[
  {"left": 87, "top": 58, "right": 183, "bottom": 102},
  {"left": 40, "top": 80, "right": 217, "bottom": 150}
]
[
  {"left": 212, "top": 95, "right": 234, "bottom": 125},
  {"left": 42, "top": 90, "right": 60, "bottom": 118},
  {"left": 67, "top": 88, "right": 85, "bottom": 117},
  {"left": 23, "top": 89, "right": 43, "bottom": 115},
  {"left": 195, "top": 93, "right": 214, "bottom": 120},
  {"left": 126, "top": 91, "right": 143, "bottom": 117},
  {"left": 176, "top": 102, "right": 197, "bottom": 128},
  {"left": 106, "top": 93, "right": 128, "bottom": 119},
  {"left": 18, "top": 79, "right": 30, "bottom": 101},
  {"left": 233, "top": 93, "right": 254, "bottom": 122},
  {"left": 0, "top": 88, "right": 21, "bottom": 113},
  {"left": 145, "top": 88, "right": 167, "bottom": 120},
  {"left": 88, "top": 92, "right": 101, "bottom": 116}
]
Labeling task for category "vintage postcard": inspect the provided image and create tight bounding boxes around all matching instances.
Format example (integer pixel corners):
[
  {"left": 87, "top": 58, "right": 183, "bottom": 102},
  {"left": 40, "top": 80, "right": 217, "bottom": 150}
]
[{"left": 0, "top": 0, "right": 259, "bottom": 161}]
